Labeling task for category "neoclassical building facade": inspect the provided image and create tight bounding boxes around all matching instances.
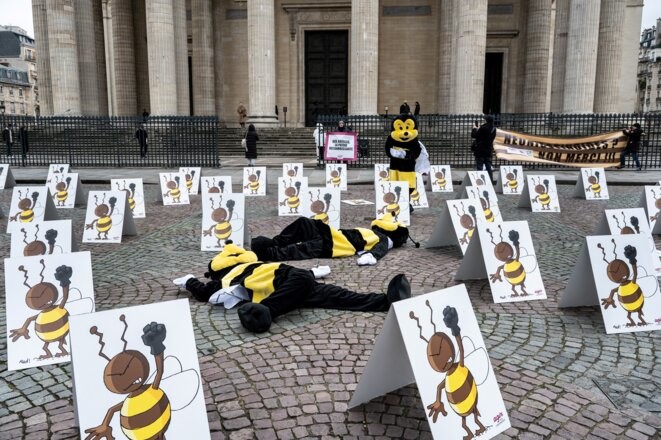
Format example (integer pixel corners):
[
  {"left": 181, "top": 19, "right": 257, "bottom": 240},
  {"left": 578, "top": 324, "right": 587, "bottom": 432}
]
[{"left": 33, "top": 0, "right": 644, "bottom": 126}]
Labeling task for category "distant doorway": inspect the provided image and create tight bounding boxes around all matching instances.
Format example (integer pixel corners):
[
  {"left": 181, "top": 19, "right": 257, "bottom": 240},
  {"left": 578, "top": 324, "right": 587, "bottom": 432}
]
[
  {"left": 305, "top": 30, "right": 348, "bottom": 126},
  {"left": 483, "top": 52, "right": 503, "bottom": 114}
]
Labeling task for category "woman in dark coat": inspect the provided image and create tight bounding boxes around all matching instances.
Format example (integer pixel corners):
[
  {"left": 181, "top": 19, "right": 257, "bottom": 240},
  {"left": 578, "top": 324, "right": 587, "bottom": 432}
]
[{"left": 245, "top": 124, "right": 259, "bottom": 166}]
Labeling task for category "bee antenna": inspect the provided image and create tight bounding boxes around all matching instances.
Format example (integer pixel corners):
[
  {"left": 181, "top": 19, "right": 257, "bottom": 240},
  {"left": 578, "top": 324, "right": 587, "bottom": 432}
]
[
  {"left": 498, "top": 224, "right": 504, "bottom": 242},
  {"left": 18, "top": 265, "right": 30, "bottom": 288},
  {"left": 453, "top": 204, "right": 460, "bottom": 217},
  {"left": 309, "top": 191, "right": 314, "bottom": 202},
  {"left": 425, "top": 300, "right": 437, "bottom": 333},
  {"left": 621, "top": 211, "right": 627, "bottom": 227},
  {"left": 486, "top": 228, "right": 497, "bottom": 246},
  {"left": 89, "top": 326, "right": 111, "bottom": 362},
  {"left": 115, "top": 181, "right": 120, "bottom": 190},
  {"left": 21, "top": 227, "right": 28, "bottom": 245},
  {"left": 408, "top": 311, "right": 429, "bottom": 343},
  {"left": 210, "top": 197, "right": 215, "bottom": 209},
  {"left": 119, "top": 314, "right": 129, "bottom": 351},
  {"left": 612, "top": 214, "right": 622, "bottom": 229},
  {"left": 597, "top": 243, "right": 609, "bottom": 264},
  {"left": 611, "top": 238, "right": 617, "bottom": 259},
  {"left": 317, "top": 188, "right": 321, "bottom": 200},
  {"left": 39, "top": 259, "right": 46, "bottom": 283},
  {"left": 34, "top": 224, "right": 40, "bottom": 241},
  {"left": 102, "top": 193, "right": 106, "bottom": 205},
  {"left": 94, "top": 194, "right": 99, "bottom": 206}
]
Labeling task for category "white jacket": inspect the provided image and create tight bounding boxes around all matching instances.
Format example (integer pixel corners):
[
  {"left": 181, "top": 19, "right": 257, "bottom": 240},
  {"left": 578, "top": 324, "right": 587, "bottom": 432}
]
[{"left": 313, "top": 124, "right": 325, "bottom": 148}]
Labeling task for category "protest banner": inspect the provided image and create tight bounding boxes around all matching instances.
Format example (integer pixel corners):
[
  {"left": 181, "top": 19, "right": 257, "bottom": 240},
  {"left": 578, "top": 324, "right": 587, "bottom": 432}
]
[{"left": 325, "top": 132, "right": 357, "bottom": 161}]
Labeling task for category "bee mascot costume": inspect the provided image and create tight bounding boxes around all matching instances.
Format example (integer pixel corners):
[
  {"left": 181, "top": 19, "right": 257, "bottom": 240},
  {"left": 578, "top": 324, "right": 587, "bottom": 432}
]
[
  {"left": 250, "top": 213, "right": 419, "bottom": 266},
  {"left": 385, "top": 114, "right": 422, "bottom": 212},
  {"left": 174, "top": 242, "right": 411, "bottom": 333}
]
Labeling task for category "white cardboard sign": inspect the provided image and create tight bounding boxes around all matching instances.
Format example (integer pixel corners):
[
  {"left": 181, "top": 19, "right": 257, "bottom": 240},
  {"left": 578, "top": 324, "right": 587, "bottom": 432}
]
[
  {"left": 410, "top": 174, "right": 429, "bottom": 209},
  {"left": 640, "top": 186, "right": 661, "bottom": 234},
  {"left": 82, "top": 191, "right": 137, "bottom": 243},
  {"left": 10, "top": 219, "right": 74, "bottom": 258},
  {"left": 0, "top": 163, "right": 16, "bottom": 189},
  {"left": 574, "top": 168, "right": 609, "bottom": 200},
  {"left": 429, "top": 165, "right": 454, "bottom": 193},
  {"left": 282, "top": 163, "right": 304, "bottom": 179},
  {"left": 349, "top": 284, "right": 511, "bottom": 439},
  {"left": 278, "top": 177, "right": 308, "bottom": 216},
  {"left": 46, "top": 164, "right": 70, "bottom": 184},
  {"left": 201, "top": 176, "right": 233, "bottom": 195},
  {"left": 302, "top": 186, "right": 341, "bottom": 229},
  {"left": 375, "top": 181, "right": 410, "bottom": 226},
  {"left": 560, "top": 235, "right": 661, "bottom": 334},
  {"left": 111, "top": 178, "right": 146, "bottom": 218},
  {"left": 201, "top": 193, "right": 246, "bottom": 251},
  {"left": 179, "top": 167, "right": 201, "bottom": 195},
  {"left": 160, "top": 173, "right": 190, "bottom": 205},
  {"left": 69, "top": 299, "right": 210, "bottom": 440},
  {"left": 47, "top": 172, "right": 83, "bottom": 209},
  {"left": 7, "top": 186, "right": 59, "bottom": 233},
  {"left": 325, "top": 163, "right": 348, "bottom": 191},
  {"left": 5, "top": 251, "right": 95, "bottom": 370},
  {"left": 456, "top": 221, "right": 547, "bottom": 303},
  {"left": 242, "top": 167, "right": 267, "bottom": 196},
  {"left": 373, "top": 163, "right": 391, "bottom": 185},
  {"left": 518, "top": 175, "right": 560, "bottom": 212},
  {"left": 427, "top": 199, "right": 485, "bottom": 255},
  {"left": 496, "top": 166, "right": 524, "bottom": 195},
  {"left": 459, "top": 171, "right": 497, "bottom": 201},
  {"left": 466, "top": 186, "right": 503, "bottom": 224}
]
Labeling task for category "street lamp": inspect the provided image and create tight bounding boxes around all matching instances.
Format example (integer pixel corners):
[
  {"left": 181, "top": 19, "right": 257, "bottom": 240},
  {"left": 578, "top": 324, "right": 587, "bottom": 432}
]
[{"left": 384, "top": 106, "right": 388, "bottom": 117}]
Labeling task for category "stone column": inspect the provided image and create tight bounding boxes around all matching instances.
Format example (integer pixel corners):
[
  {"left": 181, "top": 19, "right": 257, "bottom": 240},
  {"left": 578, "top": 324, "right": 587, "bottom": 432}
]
[
  {"left": 453, "top": 0, "right": 488, "bottom": 114},
  {"left": 212, "top": 0, "right": 224, "bottom": 119},
  {"left": 75, "top": 0, "right": 106, "bottom": 115},
  {"left": 111, "top": 0, "right": 137, "bottom": 115},
  {"left": 593, "top": 0, "right": 626, "bottom": 113},
  {"left": 102, "top": 0, "right": 116, "bottom": 115},
  {"left": 523, "top": 0, "right": 552, "bottom": 113},
  {"left": 550, "top": 0, "right": 569, "bottom": 112},
  {"left": 133, "top": 0, "right": 151, "bottom": 115},
  {"left": 437, "top": 0, "right": 453, "bottom": 113},
  {"left": 191, "top": 0, "right": 216, "bottom": 115},
  {"left": 349, "top": 0, "right": 379, "bottom": 115},
  {"left": 92, "top": 0, "right": 108, "bottom": 115},
  {"left": 247, "top": 0, "right": 278, "bottom": 126},
  {"left": 562, "top": 0, "right": 601, "bottom": 113},
  {"left": 173, "top": 0, "right": 190, "bottom": 115},
  {"left": 46, "top": 0, "right": 82, "bottom": 115},
  {"left": 145, "top": 0, "right": 178, "bottom": 115},
  {"left": 32, "top": 0, "right": 53, "bottom": 115}
]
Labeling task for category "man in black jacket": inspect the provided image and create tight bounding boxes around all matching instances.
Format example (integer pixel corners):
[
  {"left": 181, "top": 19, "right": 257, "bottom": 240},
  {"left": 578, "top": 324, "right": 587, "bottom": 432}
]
[
  {"left": 471, "top": 115, "right": 497, "bottom": 182},
  {"left": 2, "top": 123, "right": 14, "bottom": 157},
  {"left": 618, "top": 123, "right": 643, "bottom": 171},
  {"left": 135, "top": 123, "right": 148, "bottom": 158}
]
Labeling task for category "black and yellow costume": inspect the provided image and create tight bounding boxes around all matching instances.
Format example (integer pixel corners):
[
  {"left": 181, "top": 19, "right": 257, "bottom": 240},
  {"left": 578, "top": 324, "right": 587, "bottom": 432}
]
[
  {"left": 184, "top": 243, "right": 410, "bottom": 332},
  {"left": 385, "top": 114, "right": 422, "bottom": 191}
]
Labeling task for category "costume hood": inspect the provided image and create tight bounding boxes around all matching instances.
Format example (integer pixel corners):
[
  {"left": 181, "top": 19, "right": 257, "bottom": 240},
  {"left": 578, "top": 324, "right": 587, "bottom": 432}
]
[{"left": 210, "top": 242, "right": 258, "bottom": 272}]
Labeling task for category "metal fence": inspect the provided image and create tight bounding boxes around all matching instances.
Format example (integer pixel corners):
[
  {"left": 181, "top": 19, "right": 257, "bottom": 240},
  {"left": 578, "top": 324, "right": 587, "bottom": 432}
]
[
  {"left": 0, "top": 115, "right": 219, "bottom": 168},
  {"left": 316, "top": 113, "right": 661, "bottom": 169}
]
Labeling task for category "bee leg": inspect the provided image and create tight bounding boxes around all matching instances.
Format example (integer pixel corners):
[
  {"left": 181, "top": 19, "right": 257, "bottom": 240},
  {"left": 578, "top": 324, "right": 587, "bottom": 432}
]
[
  {"left": 625, "top": 311, "right": 636, "bottom": 327},
  {"left": 461, "top": 415, "right": 474, "bottom": 440},
  {"left": 637, "top": 311, "right": 647, "bottom": 326},
  {"left": 473, "top": 406, "right": 486, "bottom": 435},
  {"left": 510, "top": 285, "right": 519, "bottom": 297},
  {"left": 55, "top": 338, "right": 69, "bottom": 357},
  {"left": 38, "top": 342, "right": 53, "bottom": 360},
  {"left": 520, "top": 282, "right": 529, "bottom": 296}
]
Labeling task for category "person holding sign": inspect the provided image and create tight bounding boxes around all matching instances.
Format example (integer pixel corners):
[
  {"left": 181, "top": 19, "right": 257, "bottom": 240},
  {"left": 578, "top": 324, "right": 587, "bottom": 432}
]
[
  {"left": 385, "top": 114, "right": 422, "bottom": 213},
  {"left": 618, "top": 123, "right": 643, "bottom": 171},
  {"left": 471, "top": 115, "right": 497, "bottom": 182},
  {"left": 173, "top": 242, "right": 411, "bottom": 332}
]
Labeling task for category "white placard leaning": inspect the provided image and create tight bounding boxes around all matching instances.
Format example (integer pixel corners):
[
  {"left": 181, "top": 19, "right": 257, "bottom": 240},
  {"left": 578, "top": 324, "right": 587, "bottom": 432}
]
[
  {"left": 574, "top": 167, "right": 609, "bottom": 200},
  {"left": 373, "top": 163, "right": 390, "bottom": 185},
  {"left": 427, "top": 199, "right": 485, "bottom": 255},
  {"left": 639, "top": 186, "right": 661, "bottom": 234},
  {"left": 242, "top": 167, "right": 266, "bottom": 196},
  {"left": 201, "top": 176, "right": 233, "bottom": 195},
  {"left": 302, "top": 186, "right": 341, "bottom": 229},
  {"left": 69, "top": 299, "right": 210, "bottom": 440},
  {"left": 82, "top": 191, "right": 137, "bottom": 243},
  {"left": 466, "top": 186, "right": 503, "bottom": 223},
  {"left": 4, "top": 251, "right": 95, "bottom": 370},
  {"left": 46, "top": 164, "right": 70, "bottom": 183},
  {"left": 47, "top": 172, "right": 83, "bottom": 209},
  {"left": 325, "top": 163, "right": 347, "bottom": 191},
  {"left": 349, "top": 284, "right": 511, "bottom": 440},
  {"left": 456, "top": 221, "right": 547, "bottom": 303},
  {"left": 282, "top": 162, "right": 304, "bottom": 179},
  {"left": 278, "top": 176, "right": 308, "bottom": 216},
  {"left": 160, "top": 173, "right": 190, "bottom": 205},
  {"left": 10, "top": 219, "right": 74, "bottom": 258},
  {"left": 518, "top": 175, "right": 561, "bottom": 212},
  {"left": 0, "top": 163, "right": 16, "bottom": 189},
  {"left": 111, "top": 178, "right": 146, "bottom": 218},
  {"left": 7, "top": 186, "right": 59, "bottom": 233},
  {"left": 561, "top": 235, "right": 661, "bottom": 334},
  {"left": 429, "top": 165, "right": 453, "bottom": 193},
  {"left": 179, "top": 167, "right": 201, "bottom": 195},
  {"left": 410, "top": 174, "right": 429, "bottom": 209},
  {"left": 496, "top": 166, "right": 524, "bottom": 195},
  {"left": 375, "top": 181, "right": 410, "bottom": 226},
  {"left": 201, "top": 193, "right": 246, "bottom": 251}
]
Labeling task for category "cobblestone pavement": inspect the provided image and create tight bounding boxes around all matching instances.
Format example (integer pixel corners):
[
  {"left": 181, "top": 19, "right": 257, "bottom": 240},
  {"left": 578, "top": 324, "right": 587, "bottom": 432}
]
[{"left": 0, "top": 175, "right": 660, "bottom": 440}]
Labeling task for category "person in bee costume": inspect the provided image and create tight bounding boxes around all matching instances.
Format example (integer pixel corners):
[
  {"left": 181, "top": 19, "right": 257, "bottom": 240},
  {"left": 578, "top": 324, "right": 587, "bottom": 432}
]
[
  {"left": 174, "top": 242, "right": 411, "bottom": 332},
  {"left": 385, "top": 114, "right": 422, "bottom": 213},
  {"left": 250, "top": 213, "right": 419, "bottom": 266}
]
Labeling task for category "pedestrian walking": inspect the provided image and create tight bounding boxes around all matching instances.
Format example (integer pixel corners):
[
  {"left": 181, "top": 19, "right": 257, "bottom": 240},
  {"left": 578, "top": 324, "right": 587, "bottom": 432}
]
[
  {"left": 313, "top": 122, "right": 325, "bottom": 164},
  {"left": 135, "top": 123, "right": 148, "bottom": 158},
  {"left": 19, "top": 125, "right": 29, "bottom": 165},
  {"left": 237, "top": 102, "right": 248, "bottom": 128},
  {"left": 2, "top": 123, "right": 14, "bottom": 157},
  {"left": 245, "top": 124, "right": 258, "bottom": 166},
  {"left": 618, "top": 123, "right": 643, "bottom": 171},
  {"left": 142, "top": 108, "right": 150, "bottom": 122},
  {"left": 471, "top": 115, "right": 497, "bottom": 182},
  {"left": 414, "top": 101, "right": 420, "bottom": 117}
]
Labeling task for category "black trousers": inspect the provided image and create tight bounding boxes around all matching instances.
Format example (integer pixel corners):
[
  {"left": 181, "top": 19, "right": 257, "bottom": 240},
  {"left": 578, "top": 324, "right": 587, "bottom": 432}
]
[
  {"left": 139, "top": 142, "right": 148, "bottom": 157},
  {"left": 252, "top": 217, "right": 327, "bottom": 261},
  {"left": 475, "top": 156, "right": 494, "bottom": 181},
  {"left": 5, "top": 141, "right": 12, "bottom": 156}
]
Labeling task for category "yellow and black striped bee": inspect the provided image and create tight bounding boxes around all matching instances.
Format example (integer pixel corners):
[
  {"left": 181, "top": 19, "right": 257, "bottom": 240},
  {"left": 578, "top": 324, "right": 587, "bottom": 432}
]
[
  {"left": 531, "top": 177, "right": 552, "bottom": 210},
  {"left": 649, "top": 188, "right": 661, "bottom": 223},
  {"left": 116, "top": 180, "right": 137, "bottom": 213},
  {"left": 453, "top": 202, "right": 477, "bottom": 245},
  {"left": 244, "top": 169, "right": 261, "bottom": 194},
  {"left": 280, "top": 179, "right": 301, "bottom": 213},
  {"left": 85, "top": 193, "right": 117, "bottom": 240},
  {"left": 487, "top": 225, "right": 528, "bottom": 297},
  {"left": 309, "top": 190, "right": 332, "bottom": 225},
  {"left": 378, "top": 184, "right": 401, "bottom": 221},
  {"left": 409, "top": 303, "right": 486, "bottom": 439},
  {"left": 470, "top": 189, "right": 494, "bottom": 223},
  {"left": 504, "top": 167, "right": 519, "bottom": 193},
  {"left": 52, "top": 175, "right": 71, "bottom": 206},
  {"left": 612, "top": 212, "right": 640, "bottom": 235},
  {"left": 327, "top": 166, "right": 342, "bottom": 188},
  {"left": 21, "top": 225, "right": 58, "bottom": 256},
  {"left": 598, "top": 239, "right": 649, "bottom": 327},
  {"left": 584, "top": 169, "right": 602, "bottom": 198},
  {"left": 410, "top": 184, "right": 421, "bottom": 207},
  {"left": 10, "top": 189, "right": 39, "bottom": 223},
  {"left": 163, "top": 175, "right": 183, "bottom": 203},
  {"left": 9, "top": 261, "right": 74, "bottom": 359},
  {"left": 434, "top": 168, "right": 447, "bottom": 191},
  {"left": 184, "top": 169, "right": 196, "bottom": 193},
  {"left": 204, "top": 197, "right": 235, "bottom": 247}
]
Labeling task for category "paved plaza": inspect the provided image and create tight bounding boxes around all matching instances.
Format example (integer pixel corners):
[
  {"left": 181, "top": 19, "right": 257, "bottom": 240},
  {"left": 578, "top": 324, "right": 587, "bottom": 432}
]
[{"left": 0, "top": 163, "right": 660, "bottom": 439}]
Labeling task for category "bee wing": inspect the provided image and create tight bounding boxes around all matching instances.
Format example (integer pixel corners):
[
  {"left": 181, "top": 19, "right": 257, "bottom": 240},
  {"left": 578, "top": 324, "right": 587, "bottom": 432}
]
[
  {"left": 65, "top": 296, "right": 95, "bottom": 315},
  {"left": 635, "top": 270, "right": 659, "bottom": 299},
  {"left": 461, "top": 336, "right": 490, "bottom": 386},
  {"left": 517, "top": 250, "right": 539, "bottom": 274},
  {"left": 147, "top": 355, "right": 202, "bottom": 412}
]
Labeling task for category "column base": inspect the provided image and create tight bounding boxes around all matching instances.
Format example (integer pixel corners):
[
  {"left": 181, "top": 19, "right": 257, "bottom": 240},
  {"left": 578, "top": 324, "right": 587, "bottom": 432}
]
[{"left": 246, "top": 115, "right": 280, "bottom": 128}]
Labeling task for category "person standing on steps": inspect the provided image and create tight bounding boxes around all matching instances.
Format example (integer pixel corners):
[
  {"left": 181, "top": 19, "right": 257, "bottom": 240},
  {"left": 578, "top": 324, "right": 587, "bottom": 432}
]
[
  {"left": 237, "top": 102, "right": 248, "bottom": 128},
  {"left": 245, "top": 124, "right": 259, "bottom": 166}
]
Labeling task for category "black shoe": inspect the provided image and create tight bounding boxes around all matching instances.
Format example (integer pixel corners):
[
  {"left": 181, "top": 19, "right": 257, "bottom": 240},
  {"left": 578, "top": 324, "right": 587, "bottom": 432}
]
[
  {"left": 387, "top": 274, "right": 411, "bottom": 304},
  {"left": 409, "top": 204, "right": 414, "bottom": 214}
]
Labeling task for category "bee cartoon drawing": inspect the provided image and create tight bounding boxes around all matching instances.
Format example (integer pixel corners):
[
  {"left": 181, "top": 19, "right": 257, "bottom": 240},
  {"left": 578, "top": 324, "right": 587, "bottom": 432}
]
[
  {"left": 648, "top": 188, "right": 661, "bottom": 223},
  {"left": 435, "top": 168, "right": 448, "bottom": 191},
  {"left": 486, "top": 226, "right": 537, "bottom": 297},
  {"left": 285, "top": 164, "right": 299, "bottom": 178},
  {"left": 84, "top": 316, "right": 201, "bottom": 440},
  {"left": 453, "top": 202, "right": 477, "bottom": 245},
  {"left": 116, "top": 180, "right": 137, "bottom": 214},
  {"left": 327, "top": 167, "right": 342, "bottom": 188},
  {"left": 612, "top": 212, "right": 640, "bottom": 235},
  {"left": 206, "top": 178, "right": 226, "bottom": 194},
  {"left": 469, "top": 189, "right": 495, "bottom": 223},
  {"left": 85, "top": 194, "right": 117, "bottom": 240},
  {"left": 9, "top": 261, "right": 77, "bottom": 359},
  {"left": 244, "top": 169, "right": 261, "bottom": 194},
  {"left": 584, "top": 169, "right": 602, "bottom": 198},
  {"left": 409, "top": 303, "right": 488, "bottom": 439},
  {"left": 309, "top": 190, "right": 332, "bottom": 225},
  {"left": 410, "top": 185, "right": 422, "bottom": 207},
  {"left": 504, "top": 168, "right": 519, "bottom": 193},
  {"left": 378, "top": 184, "right": 401, "bottom": 221},
  {"left": 163, "top": 175, "right": 183, "bottom": 203},
  {"left": 203, "top": 197, "right": 236, "bottom": 247},
  {"left": 378, "top": 166, "right": 390, "bottom": 181},
  {"left": 184, "top": 170, "right": 196, "bottom": 193},
  {"left": 21, "top": 225, "right": 58, "bottom": 256},
  {"left": 280, "top": 179, "right": 302, "bottom": 213},
  {"left": 474, "top": 173, "right": 488, "bottom": 186},
  {"left": 10, "top": 189, "right": 39, "bottom": 223},
  {"left": 531, "top": 177, "right": 552, "bottom": 210},
  {"left": 47, "top": 165, "right": 66, "bottom": 183},
  {"left": 597, "top": 239, "right": 658, "bottom": 327},
  {"left": 52, "top": 175, "right": 72, "bottom": 207}
]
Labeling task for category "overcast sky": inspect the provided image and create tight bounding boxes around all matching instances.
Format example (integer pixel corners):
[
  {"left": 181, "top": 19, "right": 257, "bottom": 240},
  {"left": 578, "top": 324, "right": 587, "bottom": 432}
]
[{"left": 0, "top": 0, "right": 660, "bottom": 39}]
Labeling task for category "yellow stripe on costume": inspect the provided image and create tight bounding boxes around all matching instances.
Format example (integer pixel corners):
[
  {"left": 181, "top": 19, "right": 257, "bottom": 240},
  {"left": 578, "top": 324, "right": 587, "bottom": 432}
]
[
  {"left": 389, "top": 170, "right": 417, "bottom": 189},
  {"left": 356, "top": 228, "right": 380, "bottom": 251},
  {"left": 330, "top": 228, "right": 357, "bottom": 257},
  {"left": 244, "top": 264, "right": 280, "bottom": 303}
]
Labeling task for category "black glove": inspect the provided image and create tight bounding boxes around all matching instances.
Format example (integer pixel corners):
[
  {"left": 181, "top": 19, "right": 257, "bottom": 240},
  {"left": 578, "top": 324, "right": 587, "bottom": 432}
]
[
  {"left": 54, "top": 265, "right": 73, "bottom": 287},
  {"left": 443, "top": 306, "right": 460, "bottom": 336},
  {"left": 623, "top": 245, "right": 637, "bottom": 265},
  {"left": 142, "top": 322, "right": 167, "bottom": 355}
]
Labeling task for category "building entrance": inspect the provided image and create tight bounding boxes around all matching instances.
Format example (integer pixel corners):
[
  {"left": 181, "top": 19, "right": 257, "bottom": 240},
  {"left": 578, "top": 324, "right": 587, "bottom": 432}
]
[
  {"left": 483, "top": 52, "right": 503, "bottom": 114},
  {"left": 305, "top": 30, "right": 348, "bottom": 126}
]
